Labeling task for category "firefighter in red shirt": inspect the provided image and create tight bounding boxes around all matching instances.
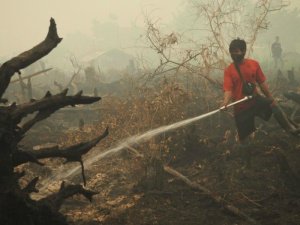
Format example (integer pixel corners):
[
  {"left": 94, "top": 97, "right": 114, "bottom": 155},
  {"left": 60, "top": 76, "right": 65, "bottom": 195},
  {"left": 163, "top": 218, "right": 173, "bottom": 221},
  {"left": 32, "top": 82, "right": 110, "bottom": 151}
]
[{"left": 220, "top": 39, "right": 299, "bottom": 169}]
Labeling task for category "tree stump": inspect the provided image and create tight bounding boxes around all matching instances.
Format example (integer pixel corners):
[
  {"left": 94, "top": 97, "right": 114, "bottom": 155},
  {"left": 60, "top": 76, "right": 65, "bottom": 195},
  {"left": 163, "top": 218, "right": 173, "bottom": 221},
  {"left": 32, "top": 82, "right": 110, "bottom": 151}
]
[{"left": 145, "top": 157, "right": 165, "bottom": 191}]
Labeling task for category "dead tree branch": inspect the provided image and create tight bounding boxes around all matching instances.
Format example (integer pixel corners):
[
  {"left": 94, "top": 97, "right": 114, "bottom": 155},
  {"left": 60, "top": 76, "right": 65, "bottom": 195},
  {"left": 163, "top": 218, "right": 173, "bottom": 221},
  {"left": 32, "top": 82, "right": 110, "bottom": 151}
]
[
  {"left": 0, "top": 18, "right": 62, "bottom": 98},
  {"left": 10, "top": 68, "right": 52, "bottom": 83},
  {"left": 10, "top": 89, "right": 101, "bottom": 140},
  {"left": 39, "top": 181, "right": 99, "bottom": 211},
  {"left": 13, "top": 127, "right": 109, "bottom": 185},
  {"left": 13, "top": 127, "right": 108, "bottom": 165}
]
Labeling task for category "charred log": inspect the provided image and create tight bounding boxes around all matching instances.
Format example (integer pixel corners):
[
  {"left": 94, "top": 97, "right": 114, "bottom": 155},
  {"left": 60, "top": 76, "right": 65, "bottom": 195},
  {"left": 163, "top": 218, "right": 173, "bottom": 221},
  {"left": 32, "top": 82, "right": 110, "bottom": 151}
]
[
  {"left": 284, "top": 91, "right": 300, "bottom": 105},
  {"left": 275, "top": 149, "right": 300, "bottom": 190}
]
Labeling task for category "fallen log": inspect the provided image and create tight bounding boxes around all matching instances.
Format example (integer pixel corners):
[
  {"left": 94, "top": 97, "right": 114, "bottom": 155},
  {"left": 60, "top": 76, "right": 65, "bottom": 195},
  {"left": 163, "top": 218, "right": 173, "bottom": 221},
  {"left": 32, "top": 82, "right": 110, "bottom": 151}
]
[
  {"left": 164, "top": 166, "right": 260, "bottom": 225},
  {"left": 124, "top": 147, "right": 259, "bottom": 224}
]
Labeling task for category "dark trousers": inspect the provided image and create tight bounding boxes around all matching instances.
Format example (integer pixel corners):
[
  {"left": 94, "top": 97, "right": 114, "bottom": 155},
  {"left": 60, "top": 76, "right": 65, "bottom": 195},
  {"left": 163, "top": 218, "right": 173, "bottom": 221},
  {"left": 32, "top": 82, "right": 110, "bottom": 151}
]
[
  {"left": 234, "top": 95, "right": 273, "bottom": 140},
  {"left": 274, "top": 56, "right": 283, "bottom": 68}
]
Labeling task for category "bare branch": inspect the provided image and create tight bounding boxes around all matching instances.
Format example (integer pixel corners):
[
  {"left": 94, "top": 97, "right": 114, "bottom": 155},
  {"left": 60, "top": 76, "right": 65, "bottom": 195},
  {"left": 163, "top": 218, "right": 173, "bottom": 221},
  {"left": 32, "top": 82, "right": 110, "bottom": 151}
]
[
  {"left": 13, "top": 127, "right": 109, "bottom": 167},
  {"left": 39, "top": 181, "right": 99, "bottom": 210},
  {"left": 10, "top": 68, "right": 52, "bottom": 84},
  {"left": 0, "top": 18, "right": 62, "bottom": 98},
  {"left": 10, "top": 89, "right": 101, "bottom": 134}
]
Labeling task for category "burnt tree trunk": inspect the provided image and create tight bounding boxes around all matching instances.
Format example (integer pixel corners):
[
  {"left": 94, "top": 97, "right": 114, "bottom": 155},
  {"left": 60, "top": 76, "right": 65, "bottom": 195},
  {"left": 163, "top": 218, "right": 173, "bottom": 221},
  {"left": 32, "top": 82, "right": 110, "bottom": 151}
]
[
  {"left": 0, "top": 18, "right": 108, "bottom": 225},
  {"left": 143, "top": 138, "right": 165, "bottom": 191},
  {"left": 145, "top": 157, "right": 165, "bottom": 191}
]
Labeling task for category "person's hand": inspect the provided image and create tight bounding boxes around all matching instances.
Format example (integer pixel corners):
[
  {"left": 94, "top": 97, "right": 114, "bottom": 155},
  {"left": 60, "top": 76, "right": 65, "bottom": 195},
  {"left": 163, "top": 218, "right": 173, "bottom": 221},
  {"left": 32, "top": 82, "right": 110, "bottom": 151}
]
[{"left": 219, "top": 102, "right": 228, "bottom": 111}]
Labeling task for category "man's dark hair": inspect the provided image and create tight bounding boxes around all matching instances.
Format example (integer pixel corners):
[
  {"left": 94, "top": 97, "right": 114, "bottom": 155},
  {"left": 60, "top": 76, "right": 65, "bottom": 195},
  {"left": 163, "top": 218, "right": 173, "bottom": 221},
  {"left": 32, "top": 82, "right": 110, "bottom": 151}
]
[{"left": 229, "top": 38, "right": 247, "bottom": 52}]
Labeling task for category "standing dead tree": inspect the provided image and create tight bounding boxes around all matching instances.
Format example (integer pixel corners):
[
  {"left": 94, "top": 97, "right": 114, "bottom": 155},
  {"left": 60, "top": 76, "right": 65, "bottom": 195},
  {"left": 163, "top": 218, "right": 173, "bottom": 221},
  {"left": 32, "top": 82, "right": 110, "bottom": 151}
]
[
  {"left": 54, "top": 53, "right": 83, "bottom": 93},
  {"left": 0, "top": 18, "right": 109, "bottom": 225},
  {"left": 194, "top": 0, "right": 289, "bottom": 58},
  {"left": 138, "top": 0, "right": 289, "bottom": 87}
]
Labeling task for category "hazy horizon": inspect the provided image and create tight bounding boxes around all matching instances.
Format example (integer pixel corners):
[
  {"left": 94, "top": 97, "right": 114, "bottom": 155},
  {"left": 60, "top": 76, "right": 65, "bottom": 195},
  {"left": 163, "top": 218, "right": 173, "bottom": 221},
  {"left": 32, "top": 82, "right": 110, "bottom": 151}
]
[
  {"left": 0, "top": 0, "right": 184, "bottom": 57},
  {"left": 1, "top": 0, "right": 300, "bottom": 71}
]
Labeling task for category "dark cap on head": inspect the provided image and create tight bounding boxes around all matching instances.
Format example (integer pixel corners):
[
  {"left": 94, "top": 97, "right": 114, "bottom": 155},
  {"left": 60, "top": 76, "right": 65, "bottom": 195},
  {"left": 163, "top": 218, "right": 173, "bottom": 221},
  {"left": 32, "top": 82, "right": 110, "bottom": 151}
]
[{"left": 229, "top": 38, "right": 247, "bottom": 53}]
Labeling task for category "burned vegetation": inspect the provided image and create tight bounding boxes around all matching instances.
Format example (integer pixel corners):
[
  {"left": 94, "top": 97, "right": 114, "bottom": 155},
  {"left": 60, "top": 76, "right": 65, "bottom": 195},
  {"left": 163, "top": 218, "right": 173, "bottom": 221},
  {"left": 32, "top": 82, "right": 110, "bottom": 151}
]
[{"left": 1, "top": 3, "right": 300, "bottom": 225}]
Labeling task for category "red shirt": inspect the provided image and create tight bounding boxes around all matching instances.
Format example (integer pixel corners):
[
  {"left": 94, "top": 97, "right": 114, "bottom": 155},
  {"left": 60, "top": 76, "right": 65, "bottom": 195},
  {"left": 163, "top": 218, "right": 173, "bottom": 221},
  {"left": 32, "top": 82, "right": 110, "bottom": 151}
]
[{"left": 223, "top": 59, "right": 266, "bottom": 115}]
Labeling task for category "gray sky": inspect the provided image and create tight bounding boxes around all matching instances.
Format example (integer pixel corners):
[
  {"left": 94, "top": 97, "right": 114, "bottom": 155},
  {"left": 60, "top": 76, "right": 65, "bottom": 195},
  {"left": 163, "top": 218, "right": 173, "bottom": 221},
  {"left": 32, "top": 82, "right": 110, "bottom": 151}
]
[
  {"left": 0, "top": 0, "right": 185, "bottom": 57},
  {"left": 0, "top": 0, "right": 299, "bottom": 58}
]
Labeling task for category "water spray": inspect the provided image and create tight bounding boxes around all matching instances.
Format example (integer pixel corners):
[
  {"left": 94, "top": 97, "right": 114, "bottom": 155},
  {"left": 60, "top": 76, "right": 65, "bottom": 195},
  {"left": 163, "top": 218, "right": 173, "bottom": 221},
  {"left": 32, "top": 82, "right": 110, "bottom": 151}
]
[{"left": 33, "top": 95, "right": 254, "bottom": 198}]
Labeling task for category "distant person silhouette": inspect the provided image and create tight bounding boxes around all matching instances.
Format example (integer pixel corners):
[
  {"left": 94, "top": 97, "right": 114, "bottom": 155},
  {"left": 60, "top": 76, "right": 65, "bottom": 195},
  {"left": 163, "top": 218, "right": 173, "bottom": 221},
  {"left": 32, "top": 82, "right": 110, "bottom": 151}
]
[{"left": 271, "top": 36, "right": 283, "bottom": 68}]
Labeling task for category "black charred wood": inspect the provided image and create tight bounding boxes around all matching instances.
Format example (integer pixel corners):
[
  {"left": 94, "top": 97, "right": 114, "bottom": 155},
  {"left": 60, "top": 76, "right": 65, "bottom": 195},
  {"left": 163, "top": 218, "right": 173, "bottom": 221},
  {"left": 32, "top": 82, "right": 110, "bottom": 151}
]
[
  {"left": 22, "top": 177, "right": 39, "bottom": 194},
  {"left": 13, "top": 127, "right": 109, "bottom": 166},
  {"left": 284, "top": 92, "right": 300, "bottom": 105},
  {"left": 39, "top": 181, "right": 99, "bottom": 210}
]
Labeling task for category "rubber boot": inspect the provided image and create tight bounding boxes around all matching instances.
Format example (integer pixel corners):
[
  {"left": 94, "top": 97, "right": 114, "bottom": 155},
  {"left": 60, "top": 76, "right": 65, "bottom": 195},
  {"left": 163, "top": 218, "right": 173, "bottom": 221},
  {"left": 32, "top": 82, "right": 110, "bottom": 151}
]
[
  {"left": 239, "top": 143, "right": 251, "bottom": 170},
  {"left": 272, "top": 106, "right": 300, "bottom": 136}
]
